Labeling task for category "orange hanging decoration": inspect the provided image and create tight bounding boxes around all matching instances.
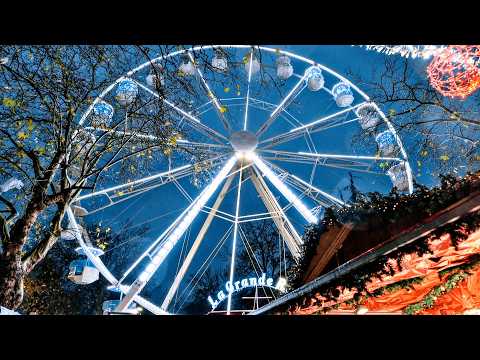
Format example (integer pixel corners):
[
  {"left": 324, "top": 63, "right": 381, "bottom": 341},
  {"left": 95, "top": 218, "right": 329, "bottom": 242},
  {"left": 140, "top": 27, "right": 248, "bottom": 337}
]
[{"left": 427, "top": 45, "right": 480, "bottom": 99}]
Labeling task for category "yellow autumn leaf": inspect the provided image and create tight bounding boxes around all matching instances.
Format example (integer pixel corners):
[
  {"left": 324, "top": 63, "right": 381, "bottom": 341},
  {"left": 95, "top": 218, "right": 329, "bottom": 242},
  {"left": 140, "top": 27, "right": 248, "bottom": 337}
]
[
  {"left": 27, "top": 118, "right": 35, "bottom": 131},
  {"left": 439, "top": 154, "right": 449, "bottom": 161},
  {"left": 168, "top": 136, "right": 177, "bottom": 146},
  {"left": 17, "top": 131, "right": 29, "bottom": 141},
  {"left": 2, "top": 98, "right": 17, "bottom": 108},
  {"left": 224, "top": 87, "right": 230, "bottom": 93},
  {"left": 236, "top": 91, "right": 241, "bottom": 96},
  {"left": 220, "top": 106, "right": 227, "bottom": 113},
  {"left": 420, "top": 150, "right": 428, "bottom": 157}
]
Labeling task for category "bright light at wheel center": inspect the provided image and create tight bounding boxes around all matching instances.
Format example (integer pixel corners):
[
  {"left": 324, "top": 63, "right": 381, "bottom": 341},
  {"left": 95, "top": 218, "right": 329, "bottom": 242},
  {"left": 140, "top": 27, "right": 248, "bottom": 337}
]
[{"left": 230, "top": 130, "right": 258, "bottom": 161}]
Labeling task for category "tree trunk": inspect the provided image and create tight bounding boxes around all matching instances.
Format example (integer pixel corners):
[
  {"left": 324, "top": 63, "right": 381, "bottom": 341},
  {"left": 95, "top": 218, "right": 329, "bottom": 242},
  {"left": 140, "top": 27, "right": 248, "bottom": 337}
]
[
  {"left": 0, "top": 191, "right": 52, "bottom": 309},
  {"left": 0, "top": 244, "right": 24, "bottom": 309},
  {"left": 23, "top": 202, "right": 67, "bottom": 274}
]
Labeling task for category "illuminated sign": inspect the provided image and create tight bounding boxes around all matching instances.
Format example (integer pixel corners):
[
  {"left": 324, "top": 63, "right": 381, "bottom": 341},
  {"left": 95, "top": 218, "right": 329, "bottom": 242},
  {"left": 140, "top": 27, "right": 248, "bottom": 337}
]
[{"left": 207, "top": 273, "right": 287, "bottom": 310}]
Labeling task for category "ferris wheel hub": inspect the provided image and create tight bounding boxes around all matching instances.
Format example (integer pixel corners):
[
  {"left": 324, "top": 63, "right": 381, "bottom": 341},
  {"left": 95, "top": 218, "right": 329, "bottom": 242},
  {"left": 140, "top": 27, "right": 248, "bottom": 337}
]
[{"left": 230, "top": 131, "right": 258, "bottom": 153}]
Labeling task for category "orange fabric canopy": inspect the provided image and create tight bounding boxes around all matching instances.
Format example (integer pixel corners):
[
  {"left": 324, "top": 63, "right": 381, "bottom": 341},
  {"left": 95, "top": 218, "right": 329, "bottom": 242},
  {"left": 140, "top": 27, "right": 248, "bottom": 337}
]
[{"left": 291, "top": 228, "right": 480, "bottom": 315}]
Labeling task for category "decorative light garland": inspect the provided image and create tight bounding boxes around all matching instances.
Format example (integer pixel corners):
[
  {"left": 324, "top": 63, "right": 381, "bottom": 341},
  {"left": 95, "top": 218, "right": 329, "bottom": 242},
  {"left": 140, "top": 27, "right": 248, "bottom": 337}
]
[
  {"left": 403, "top": 259, "right": 480, "bottom": 315},
  {"left": 427, "top": 45, "right": 480, "bottom": 99},
  {"left": 357, "top": 45, "right": 446, "bottom": 59}
]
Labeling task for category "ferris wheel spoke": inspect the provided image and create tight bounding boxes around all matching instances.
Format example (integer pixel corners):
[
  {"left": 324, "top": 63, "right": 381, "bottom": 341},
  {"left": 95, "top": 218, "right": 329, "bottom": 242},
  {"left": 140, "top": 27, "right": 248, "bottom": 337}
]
[
  {"left": 249, "top": 167, "right": 302, "bottom": 260},
  {"left": 226, "top": 158, "right": 245, "bottom": 315},
  {"left": 259, "top": 102, "right": 367, "bottom": 149},
  {"left": 114, "top": 156, "right": 238, "bottom": 313},
  {"left": 132, "top": 79, "right": 229, "bottom": 145},
  {"left": 297, "top": 151, "right": 403, "bottom": 162},
  {"left": 84, "top": 126, "right": 229, "bottom": 154},
  {"left": 262, "top": 159, "right": 345, "bottom": 208},
  {"left": 243, "top": 52, "right": 254, "bottom": 131},
  {"left": 256, "top": 74, "right": 308, "bottom": 138},
  {"left": 187, "top": 52, "right": 232, "bottom": 133},
  {"left": 264, "top": 155, "right": 389, "bottom": 176},
  {"left": 250, "top": 154, "right": 318, "bottom": 224},
  {"left": 176, "top": 139, "right": 230, "bottom": 153},
  {"left": 76, "top": 153, "right": 229, "bottom": 205},
  {"left": 262, "top": 159, "right": 347, "bottom": 208},
  {"left": 262, "top": 149, "right": 403, "bottom": 164},
  {"left": 109, "top": 154, "right": 233, "bottom": 285},
  {"left": 260, "top": 149, "right": 398, "bottom": 175}
]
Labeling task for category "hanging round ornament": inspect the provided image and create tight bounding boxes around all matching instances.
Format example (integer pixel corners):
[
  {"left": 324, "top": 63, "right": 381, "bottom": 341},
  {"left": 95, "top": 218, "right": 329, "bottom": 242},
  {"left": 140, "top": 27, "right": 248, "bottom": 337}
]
[{"left": 427, "top": 45, "right": 480, "bottom": 99}]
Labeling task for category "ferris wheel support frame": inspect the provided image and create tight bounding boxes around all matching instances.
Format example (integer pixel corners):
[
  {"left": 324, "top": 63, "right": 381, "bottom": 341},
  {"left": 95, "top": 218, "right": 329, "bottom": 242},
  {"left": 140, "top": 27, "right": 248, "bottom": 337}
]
[
  {"left": 114, "top": 156, "right": 237, "bottom": 313},
  {"left": 160, "top": 172, "right": 235, "bottom": 311},
  {"left": 249, "top": 166, "right": 302, "bottom": 259},
  {"left": 70, "top": 45, "right": 414, "bottom": 315}
]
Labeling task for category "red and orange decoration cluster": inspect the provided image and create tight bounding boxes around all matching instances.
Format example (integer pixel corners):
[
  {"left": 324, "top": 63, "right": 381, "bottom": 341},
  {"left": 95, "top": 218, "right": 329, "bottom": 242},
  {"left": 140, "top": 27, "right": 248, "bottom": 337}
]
[
  {"left": 290, "top": 227, "right": 480, "bottom": 315},
  {"left": 427, "top": 45, "right": 480, "bottom": 99}
]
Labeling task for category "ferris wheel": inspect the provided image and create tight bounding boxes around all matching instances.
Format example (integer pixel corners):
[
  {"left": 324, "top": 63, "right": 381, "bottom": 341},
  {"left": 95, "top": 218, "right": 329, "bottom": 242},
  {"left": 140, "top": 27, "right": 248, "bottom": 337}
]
[{"left": 65, "top": 45, "right": 413, "bottom": 315}]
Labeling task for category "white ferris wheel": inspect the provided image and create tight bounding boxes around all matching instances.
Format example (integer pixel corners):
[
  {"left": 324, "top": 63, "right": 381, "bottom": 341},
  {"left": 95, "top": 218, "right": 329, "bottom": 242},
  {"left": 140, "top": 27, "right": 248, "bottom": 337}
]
[{"left": 64, "top": 45, "right": 413, "bottom": 315}]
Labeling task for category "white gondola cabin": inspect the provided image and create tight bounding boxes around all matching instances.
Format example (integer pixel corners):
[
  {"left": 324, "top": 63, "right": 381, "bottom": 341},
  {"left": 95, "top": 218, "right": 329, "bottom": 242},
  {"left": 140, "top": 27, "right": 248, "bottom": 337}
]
[
  {"left": 387, "top": 162, "right": 409, "bottom": 192},
  {"left": 355, "top": 102, "right": 380, "bottom": 130},
  {"left": 115, "top": 79, "right": 138, "bottom": 106},
  {"left": 179, "top": 61, "right": 195, "bottom": 76},
  {"left": 69, "top": 129, "right": 96, "bottom": 179},
  {"left": 375, "top": 130, "right": 397, "bottom": 156},
  {"left": 212, "top": 52, "right": 228, "bottom": 72},
  {"left": 90, "top": 101, "right": 114, "bottom": 128},
  {"left": 245, "top": 55, "right": 260, "bottom": 75},
  {"left": 332, "top": 82, "right": 354, "bottom": 107},
  {"left": 67, "top": 247, "right": 104, "bottom": 285},
  {"left": 276, "top": 56, "right": 293, "bottom": 80},
  {"left": 146, "top": 63, "right": 165, "bottom": 88},
  {"left": 305, "top": 67, "right": 324, "bottom": 91}
]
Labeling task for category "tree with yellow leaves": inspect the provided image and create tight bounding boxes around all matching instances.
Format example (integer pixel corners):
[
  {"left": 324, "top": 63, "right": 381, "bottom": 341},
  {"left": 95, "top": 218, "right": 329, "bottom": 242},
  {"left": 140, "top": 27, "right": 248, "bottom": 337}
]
[{"left": 0, "top": 45, "right": 215, "bottom": 310}]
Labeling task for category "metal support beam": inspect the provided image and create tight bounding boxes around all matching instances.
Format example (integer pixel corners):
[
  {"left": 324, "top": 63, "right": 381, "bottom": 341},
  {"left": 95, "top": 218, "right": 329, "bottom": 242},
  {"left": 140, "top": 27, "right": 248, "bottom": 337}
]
[
  {"left": 114, "top": 156, "right": 237, "bottom": 313},
  {"left": 250, "top": 167, "right": 302, "bottom": 259},
  {"left": 187, "top": 52, "right": 232, "bottom": 133},
  {"left": 256, "top": 76, "right": 307, "bottom": 138},
  {"left": 161, "top": 172, "right": 235, "bottom": 311}
]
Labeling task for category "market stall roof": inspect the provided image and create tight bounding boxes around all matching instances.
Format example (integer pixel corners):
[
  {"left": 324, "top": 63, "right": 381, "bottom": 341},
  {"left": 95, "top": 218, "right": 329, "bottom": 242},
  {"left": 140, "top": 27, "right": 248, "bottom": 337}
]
[{"left": 250, "top": 182, "right": 480, "bottom": 315}]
